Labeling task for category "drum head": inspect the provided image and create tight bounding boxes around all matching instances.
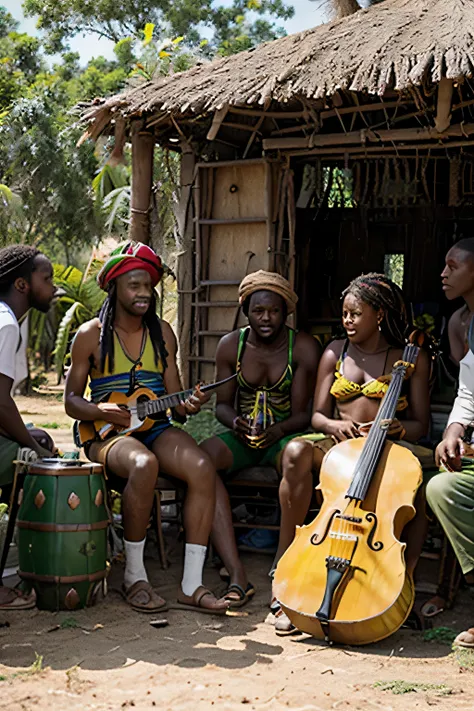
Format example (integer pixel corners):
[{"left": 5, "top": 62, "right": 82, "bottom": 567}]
[{"left": 26, "top": 459, "right": 103, "bottom": 476}]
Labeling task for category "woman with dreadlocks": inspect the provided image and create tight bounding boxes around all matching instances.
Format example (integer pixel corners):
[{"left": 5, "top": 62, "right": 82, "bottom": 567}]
[
  {"left": 272, "top": 273, "right": 433, "bottom": 635},
  {"left": 65, "top": 242, "right": 229, "bottom": 616},
  {"left": 311, "top": 273, "right": 431, "bottom": 453}
]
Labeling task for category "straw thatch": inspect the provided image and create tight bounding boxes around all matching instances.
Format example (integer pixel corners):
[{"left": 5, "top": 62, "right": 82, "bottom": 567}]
[{"left": 83, "top": 0, "right": 474, "bottom": 130}]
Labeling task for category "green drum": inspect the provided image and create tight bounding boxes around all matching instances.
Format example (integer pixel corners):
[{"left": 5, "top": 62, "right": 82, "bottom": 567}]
[{"left": 17, "top": 459, "right": 109, "bottom": 611}]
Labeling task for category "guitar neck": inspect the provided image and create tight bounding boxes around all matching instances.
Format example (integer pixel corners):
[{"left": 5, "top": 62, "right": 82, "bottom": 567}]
[
  {"left": 144, "top": 389, "right": 194, "bottom": 417},
  {"left": 140, "top": 373, "right": 238, "bottom": 419}
]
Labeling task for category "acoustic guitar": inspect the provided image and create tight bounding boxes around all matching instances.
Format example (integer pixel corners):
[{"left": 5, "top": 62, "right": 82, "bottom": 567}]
[{"left": 76, "top": 374, "right": 236, "bottom": 447}]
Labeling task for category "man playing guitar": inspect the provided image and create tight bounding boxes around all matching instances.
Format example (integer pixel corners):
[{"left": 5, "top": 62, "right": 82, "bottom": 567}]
[{"left": 65, "top": 242, "right": 229, "bottom": 615}]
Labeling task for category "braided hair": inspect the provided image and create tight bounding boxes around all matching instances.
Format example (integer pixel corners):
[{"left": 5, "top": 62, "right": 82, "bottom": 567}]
[
  {"left": 98, "top": 281, "right": 168, "bottom": 373},
  {"left": 0, "top": 245, "right": 40, "bottom": 297},
  {"left": 342, "top": 273, "right": 409, "bottom": 348}
]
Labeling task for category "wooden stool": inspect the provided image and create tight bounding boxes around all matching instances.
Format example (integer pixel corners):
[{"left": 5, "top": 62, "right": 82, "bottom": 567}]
[
  {"left": 152, "top": 477, "right": 185, "bottom": 569},
  {"left": 225, "top": 466, "right": 321, "bottom": 552}
]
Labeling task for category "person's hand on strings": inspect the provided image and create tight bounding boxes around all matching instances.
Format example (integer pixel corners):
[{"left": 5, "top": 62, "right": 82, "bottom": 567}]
[
  {"left": 435, "top": 423, "right": 465, "bottom": 471},
  {"left": 97, "top": 402, "right": 131, "bottom": 428},
  {"left": 182, "top": 384, "right": 210, "bottom": 415},
  {"left": 358, "top": 418, "right": 406, "bottom": 439},
  {"left": 326, "top": 419, "right": 360, "bottom": 442}
]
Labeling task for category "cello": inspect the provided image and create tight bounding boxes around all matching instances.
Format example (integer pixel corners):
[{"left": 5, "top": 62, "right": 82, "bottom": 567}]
[{"left": 273, "top": 341, "right": 422, "bottom": 646}]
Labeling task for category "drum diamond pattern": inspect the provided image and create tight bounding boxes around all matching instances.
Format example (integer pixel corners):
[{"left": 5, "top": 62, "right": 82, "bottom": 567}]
[
  {"left": 34, "top": 490, "right": 45, "bottom": 509},
  {"left": 67, "top": 492, "right": 81, "bottom": 510}
]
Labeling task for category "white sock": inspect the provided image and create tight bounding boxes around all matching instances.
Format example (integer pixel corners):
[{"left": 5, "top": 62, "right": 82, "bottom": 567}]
[
  {"left": 181, "top": 543, "right": 207, "bottom": 596},
  {"left": 123, "top": 538, "right": 148, "bottom": 589}
]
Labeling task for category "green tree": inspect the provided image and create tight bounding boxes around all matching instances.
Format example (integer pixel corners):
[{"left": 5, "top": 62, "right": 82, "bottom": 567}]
[
  {"left": 0, "top": 96, "right": 102, "bottom": 261},
  {"left": 0, "top": 16, "right": 45, "bottom": 110},
  {"left": 23, "top": 0, "right": 294, "bottom": 55}
]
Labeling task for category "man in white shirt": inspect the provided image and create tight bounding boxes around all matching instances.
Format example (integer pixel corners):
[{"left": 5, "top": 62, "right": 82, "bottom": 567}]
[
  {"left": 0, "top": 245, "right": 56, "bottom": 610},
  {"left": 427, "top": 238, "right": 474, "bottom": 647}
]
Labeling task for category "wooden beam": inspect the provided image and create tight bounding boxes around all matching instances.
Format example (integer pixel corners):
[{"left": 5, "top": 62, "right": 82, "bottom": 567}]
[
  {"left": 263, "top": 123, "right": 474, "bottom": 151},
  {"left": 229, "top": 107, "right": 308, "bottom": 119},
  {"left": 435, "top": 78, "right": 454, "bottom": 133},
  {"left": 270, "top": 101, "right": 416, "bottom": 136},
  {"left": 206, "top": 105, "right": 229, "bottom": 141},
  {"left": 320, "top": 99, "right": 412, "bottom": 120},
  {"left": 288, "top": 139, "right": 474, "bottom": 158},
  {"left": 243, "top": 112, "right": 267, "bottom": 158},
  {"left": 176, "top": 140, "right": 196, "bottom": 387},
  {"left": 130, "top": 126, "right": 155, "bottom": 244},
  {"left": 220, "top": 121, "right": 259, "bottom": 133}
]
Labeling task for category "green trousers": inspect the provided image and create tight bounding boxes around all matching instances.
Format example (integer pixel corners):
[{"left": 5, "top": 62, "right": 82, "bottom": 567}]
[{"left": 426, "top": 459, "right": 474, "bottom": 575}]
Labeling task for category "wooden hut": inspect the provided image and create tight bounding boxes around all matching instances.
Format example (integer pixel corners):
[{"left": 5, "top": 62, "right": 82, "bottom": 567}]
[{"left": 81, "top": 0, "right": 474, "bottom": 386}]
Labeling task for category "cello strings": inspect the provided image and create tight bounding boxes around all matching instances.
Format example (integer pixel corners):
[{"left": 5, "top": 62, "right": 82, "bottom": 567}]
[{"left": 353, "top": 344, "right": 418, "bottom": 500}]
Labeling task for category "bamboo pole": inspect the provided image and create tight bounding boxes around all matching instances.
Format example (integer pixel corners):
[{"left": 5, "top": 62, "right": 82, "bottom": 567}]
[{"left": 130, "top": 124, "right": 155, "bottom": 244}]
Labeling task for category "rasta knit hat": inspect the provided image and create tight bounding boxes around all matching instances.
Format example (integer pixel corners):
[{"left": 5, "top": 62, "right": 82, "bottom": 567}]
[{"left": 97, "top": 241, "right": 164, "bottom": 291}]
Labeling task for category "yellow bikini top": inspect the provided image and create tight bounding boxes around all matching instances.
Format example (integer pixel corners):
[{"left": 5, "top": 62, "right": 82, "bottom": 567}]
[{"left": 329, "top": 341, "right": 411, "bottom": 412}]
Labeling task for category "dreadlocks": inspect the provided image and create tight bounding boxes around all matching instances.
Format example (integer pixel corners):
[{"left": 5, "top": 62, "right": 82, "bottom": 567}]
[
  {"left": 0, "top": 245, "right": 40, "bottom": 296},
  {"left": 98, "top": 282, "right": 168, "bottom": 373},
  {"left": 342, "top": 273, "right": 409, "bottom": 348}
]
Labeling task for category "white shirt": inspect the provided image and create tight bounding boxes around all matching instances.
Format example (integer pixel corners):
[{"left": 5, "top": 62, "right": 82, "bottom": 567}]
[
  {"left": 0, "top": 301, "right": 20, "bottom": 383},
  {"left": 448, "top": 348, "right": 474, "bottom": 428}
]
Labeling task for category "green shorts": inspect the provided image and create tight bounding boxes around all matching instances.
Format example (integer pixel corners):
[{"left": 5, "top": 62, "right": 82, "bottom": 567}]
[{"left": 217, "top": 430, "right": 308, "bottom": 474}]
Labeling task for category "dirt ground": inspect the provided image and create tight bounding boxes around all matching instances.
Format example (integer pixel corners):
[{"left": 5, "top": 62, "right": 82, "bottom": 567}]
[{"left": 0, "top": 395, "right": 472, "bottom": 711}]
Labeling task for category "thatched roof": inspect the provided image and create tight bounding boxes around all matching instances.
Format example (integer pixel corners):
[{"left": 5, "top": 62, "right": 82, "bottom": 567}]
[{"left": 83, "top": 0, "right": 474, "bottom": 131}]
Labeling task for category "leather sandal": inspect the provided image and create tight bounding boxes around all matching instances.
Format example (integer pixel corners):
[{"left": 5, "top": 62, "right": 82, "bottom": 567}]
[
  {"left": 175, "top": 585, "right": 230, "bottom": 615},
  {"left": 224, "top": 582, "right": 256, "bottom": 609},
  {"left": 0, "top": 587, "right": 36, "bottom": 611},
  {"left": 121, "top": 580, "right": 168, "bottom": 614},
  {"left": 274, "top": 607, "right": 299, "bottom": 636}
]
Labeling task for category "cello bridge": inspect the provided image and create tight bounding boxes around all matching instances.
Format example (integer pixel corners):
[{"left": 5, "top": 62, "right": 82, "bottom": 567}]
[{"left": 329, "top": 531, "right": 357, "bottom": 542}]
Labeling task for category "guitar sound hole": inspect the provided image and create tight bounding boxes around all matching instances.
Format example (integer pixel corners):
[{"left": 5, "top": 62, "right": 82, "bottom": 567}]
[
  {"left": 136, "top": 394, "right": 150, "bottom": 404},
  {"left": 136, "top": 395, "right": 151, "bottom": 420}
]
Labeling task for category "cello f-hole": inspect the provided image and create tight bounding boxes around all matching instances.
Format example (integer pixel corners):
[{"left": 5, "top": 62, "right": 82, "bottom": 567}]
[
  {"left": 366, "top": 512, "right": 384, "bottom": 551},
  {"left": 310, "top": 510, "right": 340, "bottom": 546}
]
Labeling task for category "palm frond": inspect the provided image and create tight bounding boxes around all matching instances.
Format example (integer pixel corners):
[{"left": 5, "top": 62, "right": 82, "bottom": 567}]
[
  {"left": 92, "top": 164, "right": 130, "bottom": 201},
  {"left": 53, "top": 302, "right": 82, "bottom": 382},
  {"left": 102, "top": 185, "right": 131, "bottom": 232},
  {"left": 79, "top": 276, "right": 106, "bottom": 316}
]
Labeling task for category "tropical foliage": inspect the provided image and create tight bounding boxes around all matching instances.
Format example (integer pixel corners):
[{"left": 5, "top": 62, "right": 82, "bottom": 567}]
[
  {"left": 52, "top": 260, "right": 106, "bottom": 380},
  {"left": 0, "top": 1, "right": 295, "bottom": 375},
  {"left": 23, "top": 0, "right": 294, "bottom": 57}
]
